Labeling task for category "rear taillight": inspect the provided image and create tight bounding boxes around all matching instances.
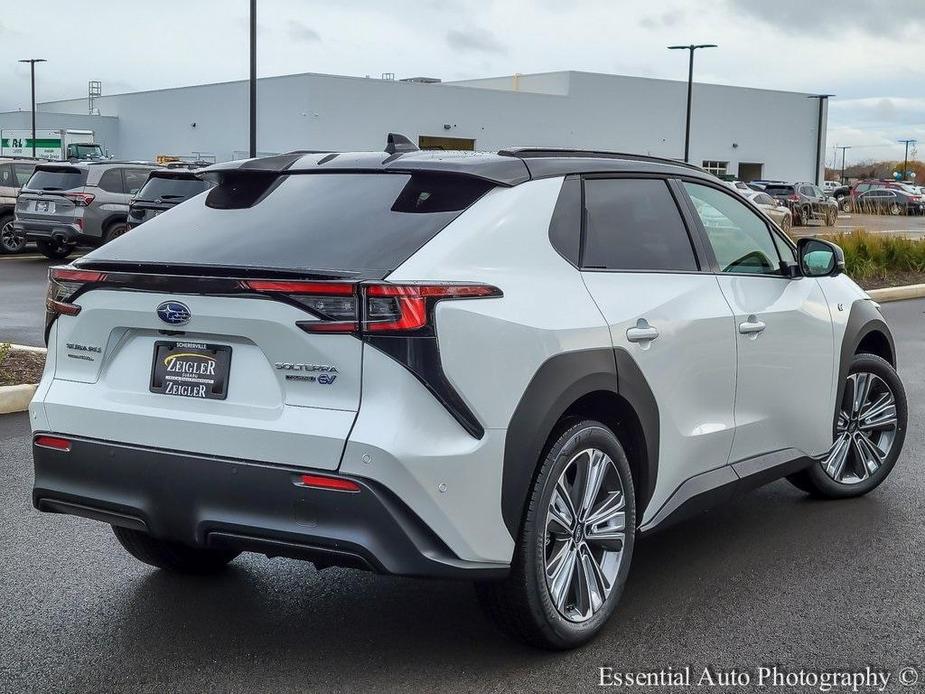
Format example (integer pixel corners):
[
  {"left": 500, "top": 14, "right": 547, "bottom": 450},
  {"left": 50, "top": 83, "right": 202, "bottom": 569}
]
[
  {"left": 788, "top": 193, "right": 800, "bottom": 202},
  {"left": 65, "top": 192, "right": 95, "bottom": 207},
  {"left": 240, "top": 280, "right": 501, "bottom": 335},
  {"left": 46, "top": 267, "right": 106, "bottom": 318},
  {"left": 296, "top": 473, "right": 361, "bottom": 493},
  {"left": 34, "top": 435, "right": 72, "bottom": 451}
]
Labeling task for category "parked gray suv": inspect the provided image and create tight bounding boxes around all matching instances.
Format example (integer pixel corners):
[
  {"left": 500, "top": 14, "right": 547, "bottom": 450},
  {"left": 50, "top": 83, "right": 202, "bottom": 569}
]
[
  {"left": 14, "top": 161, "right": 157, "bottom": 259},
  {"left": 0, "top": 157, "right": 40, "bottom": 254}
]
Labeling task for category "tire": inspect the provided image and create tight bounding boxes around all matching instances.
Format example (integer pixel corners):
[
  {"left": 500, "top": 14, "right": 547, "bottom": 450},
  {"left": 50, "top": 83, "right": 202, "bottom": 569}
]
[
  {"left": 824, "top": 208, "right": 836, "bottom": 226},
  {"left": 781, "top": 215, "right": 792, "bottom": 235},
  {"left": 102, "top": 220, "right": 129, "bottom": 244},
  {"left": 840, "top": 198, "right": 853, "bottom": 213},
  {"left": 112, "top": 525, "right": 240, "bottom": 574},
  {"left": 0, "top": 214, "right": 26, "bottom": 254},
  {"left": 787, "top": 354, "right": 907, "bottom": 498},
  {"left": 35, "top": 239, "right": 73, "bottom": 260},
  {"left": 889, "top": 202, "right": 902, "bottom": 216},
  {"left": 476, "top": 420, "right": 636, "bottom": 650}
]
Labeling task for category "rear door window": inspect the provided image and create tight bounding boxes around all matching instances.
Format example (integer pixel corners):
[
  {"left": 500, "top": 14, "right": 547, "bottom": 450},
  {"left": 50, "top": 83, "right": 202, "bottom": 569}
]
[
  {"left": 581, "top": 178, "right": 698, "bottom": 272},
  {"left": 25, "top": 167, "right": 87, "bottom": 191},
  {"left": 97, "top": 169, "right": 125, "bottom": 193},
  {"left": 85, "top": 172, "right": 494, "bottom": 276},
  {"left": 13, "top": 164, "right": 35, "bottom": 185}
]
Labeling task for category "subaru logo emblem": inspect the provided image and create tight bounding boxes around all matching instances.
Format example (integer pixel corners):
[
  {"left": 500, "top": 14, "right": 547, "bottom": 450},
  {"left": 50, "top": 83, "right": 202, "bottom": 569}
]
[{"left": 156, "top": 301, "right": 191, "bottom": 326}]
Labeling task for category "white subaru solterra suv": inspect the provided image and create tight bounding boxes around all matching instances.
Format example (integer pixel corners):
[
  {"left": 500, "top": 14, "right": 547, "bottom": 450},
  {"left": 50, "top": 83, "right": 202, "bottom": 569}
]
[{"left": 30, "top": 139, "right": 907, "bottom": 649}]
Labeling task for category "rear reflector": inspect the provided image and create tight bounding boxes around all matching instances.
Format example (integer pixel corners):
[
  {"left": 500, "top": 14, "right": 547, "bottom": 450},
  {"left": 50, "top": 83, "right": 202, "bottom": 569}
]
[
  {"left": 297, "top": 474, "right": 361, "bottom": 493},
  {"left": 34, "top": 435, "right": 72, "bottom": 451}
]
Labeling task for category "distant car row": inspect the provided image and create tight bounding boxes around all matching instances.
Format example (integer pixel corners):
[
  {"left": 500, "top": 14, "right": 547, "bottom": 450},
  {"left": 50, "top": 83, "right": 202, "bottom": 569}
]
[
  {"left": 0, "top": 158, "right": 211, "bottom": 256},
  {"left": 828, "top": 179, "right": 925, "bottom": 215},
  {"left": 726, "top": 179, "right": 837, "bottom": 229}
]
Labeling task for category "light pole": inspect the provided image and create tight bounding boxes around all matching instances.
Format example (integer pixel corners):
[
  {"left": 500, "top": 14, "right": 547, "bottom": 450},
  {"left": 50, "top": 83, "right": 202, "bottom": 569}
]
[
  {"left": 808, "top": 95, "right": 834, "bottom": 185},
  {"left": 249, "top": 0, "right": 257, "bottom": 158},
  {"left": 837, "top": 145, "right": 851, "bottom": 185},
  {"left": 668, "top": 43, "right": 717, "bottom": 163},
  {"left": 18, "top": 58, "right": 46, "bottom": 158},
  {"left": 898, "top": 139, "right": 916, "bottom": 181}
]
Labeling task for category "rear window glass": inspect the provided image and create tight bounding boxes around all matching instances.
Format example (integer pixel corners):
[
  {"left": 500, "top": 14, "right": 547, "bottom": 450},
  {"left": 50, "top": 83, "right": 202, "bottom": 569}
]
[
  {"left": 763, "top": 185, "right": 794, "bottom": 195},
  {"left": 25, "top": 168, "right": 87, "bottom": 191},
  {"left": 86, "top": 173, "right": 493, "bottom": 276},
  {"left": 137, "top": 175, "right": 210, "bottom": 201}
]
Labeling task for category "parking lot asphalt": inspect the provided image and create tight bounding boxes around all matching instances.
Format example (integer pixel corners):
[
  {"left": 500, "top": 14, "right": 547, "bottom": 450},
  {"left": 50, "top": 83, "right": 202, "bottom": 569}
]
[
  {"left": 1, "top": 300, "right": 923, "bottom": 693},
  {"left": 0, "top": 255, "right": 55, "bottom": 347}
]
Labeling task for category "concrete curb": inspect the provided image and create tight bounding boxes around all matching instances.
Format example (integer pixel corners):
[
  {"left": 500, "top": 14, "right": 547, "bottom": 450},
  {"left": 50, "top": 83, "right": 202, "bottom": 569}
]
[
  {"left": 8, "top": 343, "right": 47, "bottom": 354},
  {"left": 867, "top": 284, "right": 925, "bottom": 303},
  {"left": 0, "top": 383, "right": 37, "bottom": 415}
]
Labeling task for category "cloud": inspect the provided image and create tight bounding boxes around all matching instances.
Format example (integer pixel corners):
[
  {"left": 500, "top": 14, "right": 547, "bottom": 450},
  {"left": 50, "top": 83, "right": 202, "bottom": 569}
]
[
  {"left": 288, "top": 19, "right": 321, "bottom": 43},
  {"left": 446, "top": 27, "right": 506, "bottom": 55},
  {"left": 729, "top": 0, "right": 925, "bottom": 38},
  {"left": 639, "top": 10, "right": 686, "bottom": 30}
]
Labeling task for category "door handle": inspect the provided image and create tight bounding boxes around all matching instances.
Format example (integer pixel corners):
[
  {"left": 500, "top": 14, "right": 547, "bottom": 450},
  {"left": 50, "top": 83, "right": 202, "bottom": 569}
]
[
  {"left": 739, "top": 315, "right": 766, "bottom": 335},
  {"left": 626, "top": 319, "right": 659, "bottom": 343}
]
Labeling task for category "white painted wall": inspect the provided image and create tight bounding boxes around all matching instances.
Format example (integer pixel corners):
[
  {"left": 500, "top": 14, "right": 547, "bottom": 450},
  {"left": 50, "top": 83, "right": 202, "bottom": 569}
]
[{"left": 19, "top": 70, "right": 824, "bottom": 181}]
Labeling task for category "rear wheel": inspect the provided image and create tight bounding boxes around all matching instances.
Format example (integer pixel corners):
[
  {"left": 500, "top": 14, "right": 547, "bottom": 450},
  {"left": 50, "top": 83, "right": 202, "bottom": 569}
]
[
  {"left": 824, "top": 208, "right": 837, "bottom": 226},
  {"left": 35, "top": 239, "right": 73, "bottom": 260},
  {"left": 787, "top": 354, "right": 906, "bottom": 498},
  {"left": 112, "top": 526, "right": 239, "bottom": 574},
  {"left": 0, "top": 214, "right": 25, "bottom": 254},
  {"left": 840, "top": 198, "right": 853, "bottom": 213},
  {"left": 102, "top": 220, "right": 129, "bottom": 244},
  {"left": 477, "top": 420, "right": 635, "bottom": 650}
]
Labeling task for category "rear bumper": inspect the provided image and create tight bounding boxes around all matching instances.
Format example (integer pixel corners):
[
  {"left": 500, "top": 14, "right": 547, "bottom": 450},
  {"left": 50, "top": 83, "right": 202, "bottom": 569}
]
[
  {"left": 32, "top": 434, "right": 508, "bottom": 579},
  {"left": 15, "top": 219, "right": 85, "bottom": 244}
]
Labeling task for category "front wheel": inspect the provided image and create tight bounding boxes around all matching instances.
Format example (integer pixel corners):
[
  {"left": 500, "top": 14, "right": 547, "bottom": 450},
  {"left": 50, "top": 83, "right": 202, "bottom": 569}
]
[
  {"left": 788, "top": 354, "right": 907, "bottom": 498},
  {"left": 889, "top": 202, "right": 903, "bottom": 216},
  {"left": 112, "top": 526, "right": 240, "bottom": 574},
  {"left": 824, "top": 208, "right": 837, "bottom": 226},
  {"left": 477, "top": 420, "right": 636, "bottom": 650},
  {"left": 35, "top": 239, "right": 73, "bottom": 260}
]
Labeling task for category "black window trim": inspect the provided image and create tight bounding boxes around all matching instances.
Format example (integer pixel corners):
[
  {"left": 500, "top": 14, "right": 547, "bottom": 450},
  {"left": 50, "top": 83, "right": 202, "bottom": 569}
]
[
  {"left": 676, "top": 175, "right": 798, "bottom": 280},
  {"left": 575, "top": 172, "right": 708, "bottom": 276}
]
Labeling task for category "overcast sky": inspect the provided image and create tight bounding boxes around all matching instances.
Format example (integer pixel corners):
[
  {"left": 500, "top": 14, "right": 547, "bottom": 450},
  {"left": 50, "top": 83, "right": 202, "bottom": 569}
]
[{"left": 2, "top": 0, "right": 923, "bottom": 164}]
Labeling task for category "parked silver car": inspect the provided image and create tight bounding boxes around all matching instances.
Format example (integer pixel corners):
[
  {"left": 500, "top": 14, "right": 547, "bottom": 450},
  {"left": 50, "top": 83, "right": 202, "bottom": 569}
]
[
  {"left": 14, "top": 161, "right": 157, "bottom": 259},
  {"left": 0, "top": 157, "right": 40, "bottom": 254}
]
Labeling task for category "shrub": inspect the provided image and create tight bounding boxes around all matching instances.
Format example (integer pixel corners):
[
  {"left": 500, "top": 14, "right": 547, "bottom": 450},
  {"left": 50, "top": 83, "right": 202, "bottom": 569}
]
[{"left": 817, "top": 229, "right": 925, "bottom": 282}]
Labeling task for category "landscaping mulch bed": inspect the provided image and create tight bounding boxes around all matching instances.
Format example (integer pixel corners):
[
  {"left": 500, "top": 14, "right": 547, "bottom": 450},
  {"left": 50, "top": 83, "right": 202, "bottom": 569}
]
[
  {"left": 0, "top": 350, "right": 46, "bottom": 387},
  {"left": 857, "top": 271, "right": 925, "bottom": 290}
]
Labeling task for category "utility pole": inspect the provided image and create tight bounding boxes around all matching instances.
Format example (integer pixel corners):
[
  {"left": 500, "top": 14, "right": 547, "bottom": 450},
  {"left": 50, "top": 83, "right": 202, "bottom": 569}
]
[
  {"left": 18, "top": 58, "right": 46, "bottom": 158},
  {"left": 836, "top": 145, "right": 852, "bottom": 185},
  {"left": 668, "top": 44, "right": 717, "bottom": 163},
  {"left": 249, "top": 0, "right": 257, "bottom": 158},
  {"left": 898, "top": 139, "right": 916, "bottom": 181}
]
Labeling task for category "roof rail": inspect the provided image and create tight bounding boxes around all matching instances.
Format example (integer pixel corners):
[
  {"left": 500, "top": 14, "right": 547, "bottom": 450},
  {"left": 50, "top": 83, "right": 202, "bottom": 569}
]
[{"left": 497, "top": 147, "right": 704, "bottom": 172}]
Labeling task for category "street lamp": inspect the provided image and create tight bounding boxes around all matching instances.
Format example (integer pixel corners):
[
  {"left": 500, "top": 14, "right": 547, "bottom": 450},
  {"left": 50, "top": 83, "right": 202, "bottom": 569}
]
[
  {"left": 898, "top": 139, "right": 916, "bottom": 181},
  {"left": 668, "top": 43, "right": 717, "bottom": 163},
  {"left": 249, "top": 0, "right": 257, "bottom": 158},
  {"left": 18, "top": 58, "right": 46, "bottom": 158},
  {"left": 836, "top": 145, "right": 851, "bottom": 185}
]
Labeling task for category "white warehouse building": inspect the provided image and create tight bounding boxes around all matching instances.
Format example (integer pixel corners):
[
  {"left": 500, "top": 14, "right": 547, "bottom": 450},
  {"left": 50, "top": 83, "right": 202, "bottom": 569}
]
[{"left": 1, "top": 70, "right": 828, "bottom": 182}]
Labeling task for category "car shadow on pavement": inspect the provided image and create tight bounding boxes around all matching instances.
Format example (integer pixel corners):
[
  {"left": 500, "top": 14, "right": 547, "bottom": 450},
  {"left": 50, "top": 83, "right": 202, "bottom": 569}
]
[{"left": 59, "top": 479, "right": 903, "bottom": 691}]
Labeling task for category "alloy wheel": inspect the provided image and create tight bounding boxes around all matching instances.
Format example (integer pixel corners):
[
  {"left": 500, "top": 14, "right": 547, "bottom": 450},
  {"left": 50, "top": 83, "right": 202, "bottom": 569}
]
[
  {"left": 545, "top": 447, "right": 626, "bottom": 623},
  {"left": 0, "top": 220, "right": 25, "bottom": 253},
  {"left": 822, "top": 372, "right": 898, "bottom": 484}
]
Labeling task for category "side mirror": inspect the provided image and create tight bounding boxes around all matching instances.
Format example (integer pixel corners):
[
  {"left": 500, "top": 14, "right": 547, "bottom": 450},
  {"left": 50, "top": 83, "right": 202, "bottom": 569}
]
[{"left": 797, "top": 237, "right": 845, "bottom": 277}]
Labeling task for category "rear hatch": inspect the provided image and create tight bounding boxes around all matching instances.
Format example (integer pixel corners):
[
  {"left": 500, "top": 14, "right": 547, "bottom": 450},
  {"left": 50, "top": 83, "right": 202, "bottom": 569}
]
[
  {"left": 41, "top": 167, "right": 494, "bottom": 469},
  {"left": 16, "top": 165, "right": 87, "bottom": 226},
  {"left": 128, "top": 170, "right": 212, "bottom": 227}
]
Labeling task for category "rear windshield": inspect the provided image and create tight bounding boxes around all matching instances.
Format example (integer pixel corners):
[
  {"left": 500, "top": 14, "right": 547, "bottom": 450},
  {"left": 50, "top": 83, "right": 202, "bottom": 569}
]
[
  {"left": 763, "top": 185, "right": 794, "bottom": 195},
  {"left": 136, "top": 175, "right": 210, "bottom": 202},
  {"left": 84, "top": 172, "right": 494, "bottom": 276},
  {"left": 25, "top": 168, "right": 87, "bottom": 192}
]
